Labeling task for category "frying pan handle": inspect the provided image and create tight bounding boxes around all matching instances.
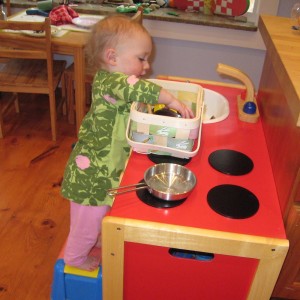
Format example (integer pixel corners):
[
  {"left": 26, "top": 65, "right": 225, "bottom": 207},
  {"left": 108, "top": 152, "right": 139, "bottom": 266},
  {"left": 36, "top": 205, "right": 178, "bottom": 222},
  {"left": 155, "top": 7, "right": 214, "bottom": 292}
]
[{"left": 107, "top": 182, "right": 148, "bottom": 196}]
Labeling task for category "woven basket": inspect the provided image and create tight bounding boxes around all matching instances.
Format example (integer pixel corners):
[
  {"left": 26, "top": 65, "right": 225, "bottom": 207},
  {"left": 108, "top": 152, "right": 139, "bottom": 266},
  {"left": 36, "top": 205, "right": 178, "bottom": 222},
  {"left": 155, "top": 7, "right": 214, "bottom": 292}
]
[{"left": 126, "top": 79, "right": 204, "bottom": 159}]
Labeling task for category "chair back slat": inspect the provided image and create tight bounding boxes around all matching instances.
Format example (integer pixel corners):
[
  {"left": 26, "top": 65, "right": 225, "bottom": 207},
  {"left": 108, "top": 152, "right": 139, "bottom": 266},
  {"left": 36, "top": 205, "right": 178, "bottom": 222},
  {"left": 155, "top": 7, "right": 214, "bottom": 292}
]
[
  {"left": 0, "top": 19, "right": 48, "bottom": 31},
  {"left": 0, "top": 49, "right": 47, "bottom": 59},
  {"left": 0, "top": 19, "right": 51, "bottom": 52}
]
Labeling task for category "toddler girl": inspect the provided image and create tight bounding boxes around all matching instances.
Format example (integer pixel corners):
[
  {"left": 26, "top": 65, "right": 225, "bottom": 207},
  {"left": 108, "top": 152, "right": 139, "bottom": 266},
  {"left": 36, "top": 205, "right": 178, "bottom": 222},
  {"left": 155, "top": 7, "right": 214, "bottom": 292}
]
[{"left": 61, "top": 15, "right": 194, "bottom": 271}]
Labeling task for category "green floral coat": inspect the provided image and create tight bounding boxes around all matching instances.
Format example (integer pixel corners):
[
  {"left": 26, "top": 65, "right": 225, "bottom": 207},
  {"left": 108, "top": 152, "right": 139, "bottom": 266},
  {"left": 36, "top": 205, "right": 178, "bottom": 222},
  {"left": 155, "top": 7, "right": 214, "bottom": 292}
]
[{"left": 61, "top": 71, "right": 161, "bottom": 206}]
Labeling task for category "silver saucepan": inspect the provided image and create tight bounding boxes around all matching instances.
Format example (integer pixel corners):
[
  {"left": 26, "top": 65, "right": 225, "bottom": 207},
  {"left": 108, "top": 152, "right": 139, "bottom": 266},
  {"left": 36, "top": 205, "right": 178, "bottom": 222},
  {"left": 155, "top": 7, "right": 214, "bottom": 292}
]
[{"left": 107, "top": 163, "right": 197, "bottom": 201}]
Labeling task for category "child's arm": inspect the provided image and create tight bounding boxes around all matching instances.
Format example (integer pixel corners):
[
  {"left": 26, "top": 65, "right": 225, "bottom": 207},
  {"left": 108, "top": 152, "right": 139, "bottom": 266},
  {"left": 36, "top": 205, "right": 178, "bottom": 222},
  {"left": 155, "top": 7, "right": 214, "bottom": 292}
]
[{"left": 158, "top": 88, "right": 194, "bottom": 119}]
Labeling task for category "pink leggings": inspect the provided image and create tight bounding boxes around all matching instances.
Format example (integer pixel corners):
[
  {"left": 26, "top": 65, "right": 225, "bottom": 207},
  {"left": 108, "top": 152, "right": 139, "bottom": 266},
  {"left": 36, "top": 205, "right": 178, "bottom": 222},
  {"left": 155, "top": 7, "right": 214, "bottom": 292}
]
[{"left": 64, "top": 201, "right": 110, "bottom": 267}]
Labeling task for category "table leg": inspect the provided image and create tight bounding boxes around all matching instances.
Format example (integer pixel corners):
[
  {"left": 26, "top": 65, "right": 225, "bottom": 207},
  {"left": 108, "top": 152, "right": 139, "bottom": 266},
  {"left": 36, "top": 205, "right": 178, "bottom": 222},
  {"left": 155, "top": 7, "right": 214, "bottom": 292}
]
[{"left": 73, "top": 48, "right": 86, "bottom": 135}]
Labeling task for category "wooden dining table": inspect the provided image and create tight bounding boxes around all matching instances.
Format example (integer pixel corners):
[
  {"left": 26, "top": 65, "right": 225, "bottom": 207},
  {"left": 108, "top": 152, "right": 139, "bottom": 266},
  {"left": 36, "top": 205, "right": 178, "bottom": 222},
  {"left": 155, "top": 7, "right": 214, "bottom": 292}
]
[{"left": 0, "top": 12, "right": 94, "bottom": 135}]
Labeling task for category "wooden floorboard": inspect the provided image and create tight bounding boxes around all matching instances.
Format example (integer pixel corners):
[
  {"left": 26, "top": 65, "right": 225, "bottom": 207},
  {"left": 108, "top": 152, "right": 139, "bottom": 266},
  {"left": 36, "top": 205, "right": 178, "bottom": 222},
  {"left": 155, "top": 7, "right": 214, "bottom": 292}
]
[{"left": 0, "top": 92, "right": 77, "bottom": 300}]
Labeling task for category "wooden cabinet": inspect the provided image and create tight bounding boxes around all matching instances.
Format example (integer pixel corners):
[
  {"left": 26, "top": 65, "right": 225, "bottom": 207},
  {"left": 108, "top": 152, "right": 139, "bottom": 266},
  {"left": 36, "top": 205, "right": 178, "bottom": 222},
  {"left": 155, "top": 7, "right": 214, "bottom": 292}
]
[
  {"left": 258, "top": 15, "right": 300, "bottom": 299},
  {"left": 273, "top": 170, "right": 300, "bottom": 299},
  {"left": 274, "top": 202, "right": 300, "bottom": 298}
]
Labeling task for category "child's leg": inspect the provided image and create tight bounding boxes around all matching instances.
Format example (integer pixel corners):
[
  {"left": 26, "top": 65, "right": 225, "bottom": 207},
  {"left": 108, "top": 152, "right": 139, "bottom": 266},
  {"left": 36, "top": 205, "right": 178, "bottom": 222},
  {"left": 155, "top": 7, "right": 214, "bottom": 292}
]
[{"left": 64, "top": 202, "right": 110, "bottom": 271}]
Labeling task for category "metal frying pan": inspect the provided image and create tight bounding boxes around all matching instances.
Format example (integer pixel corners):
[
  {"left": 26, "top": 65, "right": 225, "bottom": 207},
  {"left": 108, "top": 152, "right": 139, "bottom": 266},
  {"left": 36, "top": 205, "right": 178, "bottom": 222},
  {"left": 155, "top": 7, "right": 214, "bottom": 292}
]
[{"left": 107, "top": 163, "right": 196, "bottom": 201}]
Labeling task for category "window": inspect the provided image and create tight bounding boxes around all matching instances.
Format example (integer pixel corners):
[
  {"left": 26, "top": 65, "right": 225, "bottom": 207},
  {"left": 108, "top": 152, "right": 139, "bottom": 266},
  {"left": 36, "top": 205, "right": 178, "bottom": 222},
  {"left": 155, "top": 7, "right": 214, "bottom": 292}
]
[{"left": 244, "top": 0, "right": 279, "bottom": 25}]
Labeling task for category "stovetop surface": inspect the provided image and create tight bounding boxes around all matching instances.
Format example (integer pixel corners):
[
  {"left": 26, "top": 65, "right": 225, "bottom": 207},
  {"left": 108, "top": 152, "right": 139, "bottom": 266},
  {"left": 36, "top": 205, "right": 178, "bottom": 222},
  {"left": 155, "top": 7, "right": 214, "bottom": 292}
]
[{"left": 109, "top": 84, "right": 286, "bottom": 239}]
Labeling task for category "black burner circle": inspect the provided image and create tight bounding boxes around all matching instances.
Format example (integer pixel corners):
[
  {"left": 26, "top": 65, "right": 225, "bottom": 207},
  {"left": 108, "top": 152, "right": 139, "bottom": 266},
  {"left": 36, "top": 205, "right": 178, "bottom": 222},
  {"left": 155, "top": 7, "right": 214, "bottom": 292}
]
[
  {"left": 147, "top": 153, "right": 191, "bottom": 166},
  {"left": 208, "top": 149, "right": 254, "bottom": 175},
  {"left": 136, "top": 180, "right": 186, "bottom": 208},
  {"left": 207, "top": 184, "right": 259, "bottom": 219}
]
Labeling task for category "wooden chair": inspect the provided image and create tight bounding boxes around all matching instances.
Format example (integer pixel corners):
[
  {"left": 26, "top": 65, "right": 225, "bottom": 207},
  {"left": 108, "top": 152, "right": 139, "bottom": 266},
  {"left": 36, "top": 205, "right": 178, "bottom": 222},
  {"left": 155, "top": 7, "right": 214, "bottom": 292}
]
[
  {"left": 0, "top": 18, "right": 66, "bottom": 140},
  {"left": 63, "top": 8, "right": 144, "bottom": 125}
]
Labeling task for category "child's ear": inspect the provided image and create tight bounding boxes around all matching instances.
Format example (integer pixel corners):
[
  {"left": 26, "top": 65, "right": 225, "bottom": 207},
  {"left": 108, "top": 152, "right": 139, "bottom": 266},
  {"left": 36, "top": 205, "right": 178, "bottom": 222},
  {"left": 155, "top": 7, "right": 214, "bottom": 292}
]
[{"left": 105, "top": 48, "right": 117, "bottom": 66}]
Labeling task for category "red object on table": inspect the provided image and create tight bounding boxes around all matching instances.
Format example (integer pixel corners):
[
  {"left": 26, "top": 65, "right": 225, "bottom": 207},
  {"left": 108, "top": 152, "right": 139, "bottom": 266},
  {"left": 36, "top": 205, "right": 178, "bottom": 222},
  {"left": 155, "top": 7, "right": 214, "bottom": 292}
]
[{"left": 49, "top": 5, "right": 79, "bottom": 25}]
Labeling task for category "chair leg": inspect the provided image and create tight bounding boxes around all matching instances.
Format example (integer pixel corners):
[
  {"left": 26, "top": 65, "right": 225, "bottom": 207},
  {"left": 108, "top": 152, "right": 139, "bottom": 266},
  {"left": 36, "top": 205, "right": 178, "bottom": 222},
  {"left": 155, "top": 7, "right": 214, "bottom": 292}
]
[
  {"left": 66, "top": 74, "right": 75, "bottom": 125},
  {"left": 0, "top": 109, "right": 3, "bottom": 139},
  {"left": 60, "top": 75, "right": 67, "bottom": 116},
  {"left": 0, "top": 93, "right": 3, "bottom": 138},
  {"left": 0, "top": 92, "right": 20, "bottom": 138},
  {"left": 86, "top": 83, "right": 92, "bottom": 107},
  {"left": 13, "top": 93, "right": 20, "bottom": 113},
  {"left": 49, "top": 92, "right": 57, "bottom": 141}
]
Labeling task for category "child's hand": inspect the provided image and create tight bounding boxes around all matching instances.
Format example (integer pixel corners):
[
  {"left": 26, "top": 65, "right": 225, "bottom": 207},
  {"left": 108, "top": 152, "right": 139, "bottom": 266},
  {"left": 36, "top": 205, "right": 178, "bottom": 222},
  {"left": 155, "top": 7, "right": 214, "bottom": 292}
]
[
  {"left": 158, "top": 89, "right": 194, "bottom": 119},
  {"left": 167, "top": 100, "right": 194, "bottom": 119}
]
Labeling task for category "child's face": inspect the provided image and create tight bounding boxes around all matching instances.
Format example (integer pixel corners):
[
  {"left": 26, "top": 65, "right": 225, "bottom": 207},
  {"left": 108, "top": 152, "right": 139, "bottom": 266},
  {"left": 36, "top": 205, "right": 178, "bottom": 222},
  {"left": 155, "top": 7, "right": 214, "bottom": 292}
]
[{"left": 114, "top": 31, "right": 152, "bottom": 77}]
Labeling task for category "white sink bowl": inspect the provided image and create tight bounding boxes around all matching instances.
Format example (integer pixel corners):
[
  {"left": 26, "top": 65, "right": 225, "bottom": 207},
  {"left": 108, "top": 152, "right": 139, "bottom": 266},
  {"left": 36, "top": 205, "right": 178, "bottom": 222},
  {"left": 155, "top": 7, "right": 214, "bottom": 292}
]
[{"left": 203, "top": 89, "right": 230, "bottom": 123}]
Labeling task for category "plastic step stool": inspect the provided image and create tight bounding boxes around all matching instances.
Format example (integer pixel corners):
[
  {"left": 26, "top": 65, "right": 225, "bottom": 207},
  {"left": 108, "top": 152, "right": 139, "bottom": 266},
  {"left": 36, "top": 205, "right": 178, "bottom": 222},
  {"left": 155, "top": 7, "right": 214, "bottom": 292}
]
[{"left": 51, "top": 259, "right": 102, "bottom": 300}]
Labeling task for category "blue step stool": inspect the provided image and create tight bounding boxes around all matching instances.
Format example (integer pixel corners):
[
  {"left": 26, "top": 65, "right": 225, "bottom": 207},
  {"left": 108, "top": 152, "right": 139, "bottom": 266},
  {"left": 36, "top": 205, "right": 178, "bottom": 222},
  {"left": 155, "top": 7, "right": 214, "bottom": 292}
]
[{"left": 51, "top": 259, "right": 103, "bottom": 300}]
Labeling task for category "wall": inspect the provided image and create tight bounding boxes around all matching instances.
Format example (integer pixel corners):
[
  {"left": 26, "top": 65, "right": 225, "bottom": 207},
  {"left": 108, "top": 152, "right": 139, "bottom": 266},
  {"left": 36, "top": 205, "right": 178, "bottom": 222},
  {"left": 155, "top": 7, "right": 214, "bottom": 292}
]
[
  {"left": 277, "top": 0, "right": 299, "bottom": 17},
  {"left": 150, "top": 36, "right": 265, "bottom": 88}
]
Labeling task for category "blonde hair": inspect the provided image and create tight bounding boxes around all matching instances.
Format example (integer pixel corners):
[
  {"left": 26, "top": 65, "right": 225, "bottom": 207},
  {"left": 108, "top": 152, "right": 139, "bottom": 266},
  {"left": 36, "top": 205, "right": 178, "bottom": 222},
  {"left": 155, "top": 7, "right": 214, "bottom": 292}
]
[{"left": 85, "top": 15, "right": 151, "bottom": 68}]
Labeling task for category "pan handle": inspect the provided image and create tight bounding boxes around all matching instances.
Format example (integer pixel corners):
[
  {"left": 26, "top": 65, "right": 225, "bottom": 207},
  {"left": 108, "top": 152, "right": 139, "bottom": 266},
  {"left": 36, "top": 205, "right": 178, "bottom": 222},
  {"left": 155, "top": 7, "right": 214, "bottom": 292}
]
[{"left": 107, "top": 182, "right": 148, "bottom": 197}]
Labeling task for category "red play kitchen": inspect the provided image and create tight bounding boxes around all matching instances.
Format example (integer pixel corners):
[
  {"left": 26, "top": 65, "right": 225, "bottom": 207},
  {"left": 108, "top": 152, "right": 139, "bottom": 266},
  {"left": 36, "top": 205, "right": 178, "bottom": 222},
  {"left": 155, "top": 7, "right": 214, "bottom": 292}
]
[{"left": 101, "top": 64, "right": 289, "bottom": 300}]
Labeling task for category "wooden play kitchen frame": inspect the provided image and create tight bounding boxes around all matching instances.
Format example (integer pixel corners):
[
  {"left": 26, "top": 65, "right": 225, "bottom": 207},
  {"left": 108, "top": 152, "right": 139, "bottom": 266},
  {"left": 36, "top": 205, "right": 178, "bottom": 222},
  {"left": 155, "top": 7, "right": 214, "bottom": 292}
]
[{"left": 102, "top": 216, "right": 288, "bottom": 300}]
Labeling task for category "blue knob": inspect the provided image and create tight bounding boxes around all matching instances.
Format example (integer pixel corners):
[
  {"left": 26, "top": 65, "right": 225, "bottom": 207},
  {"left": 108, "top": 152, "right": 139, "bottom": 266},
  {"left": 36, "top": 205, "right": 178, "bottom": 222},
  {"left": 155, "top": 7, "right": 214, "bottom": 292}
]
[{"left": 243, "top": 101, "right": 257, "bottom": 114}]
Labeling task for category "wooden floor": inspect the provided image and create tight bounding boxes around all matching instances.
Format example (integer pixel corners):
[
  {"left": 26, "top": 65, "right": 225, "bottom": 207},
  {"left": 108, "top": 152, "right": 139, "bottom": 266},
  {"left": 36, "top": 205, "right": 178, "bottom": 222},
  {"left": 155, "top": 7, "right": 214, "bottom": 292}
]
[{"left": 0, "top": 92, "right": 77, "bottom": 300}]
